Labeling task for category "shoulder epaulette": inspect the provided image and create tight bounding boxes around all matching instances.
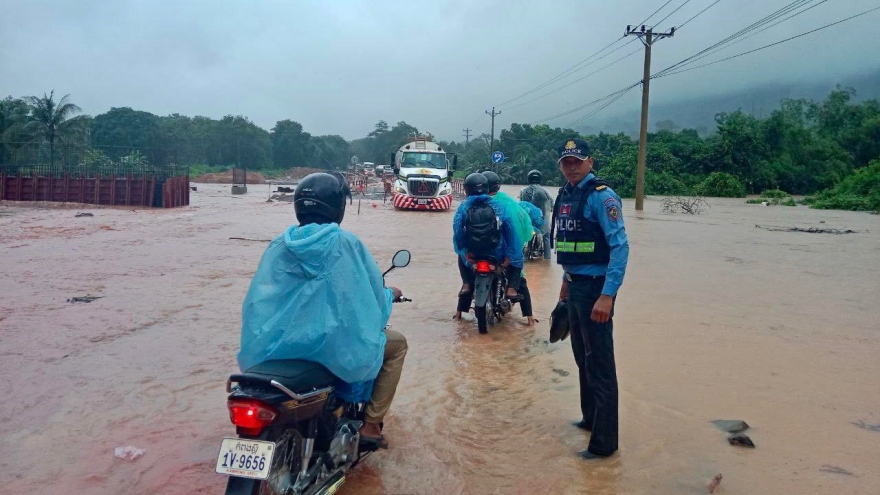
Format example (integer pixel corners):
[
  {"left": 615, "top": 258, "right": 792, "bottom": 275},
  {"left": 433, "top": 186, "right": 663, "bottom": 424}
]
[{"left": 595, "top": 185, "right": 607, "bottom": 191}]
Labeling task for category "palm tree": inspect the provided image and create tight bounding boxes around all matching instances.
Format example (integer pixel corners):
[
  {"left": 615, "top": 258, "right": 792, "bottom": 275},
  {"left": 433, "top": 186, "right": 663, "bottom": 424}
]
[
  {"left": 0, "top": 97, "right": 32, "bottom": 162},
  {"left": 24, "top": 90, "right": 87, "bottom": 166}
]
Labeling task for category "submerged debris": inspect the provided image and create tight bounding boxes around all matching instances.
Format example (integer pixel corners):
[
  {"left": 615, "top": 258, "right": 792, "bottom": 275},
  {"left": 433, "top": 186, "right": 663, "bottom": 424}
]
[
  {"left": 661, "top": 196, "right": 710, "bottom": 214},
  {"left": 114, "top": 446, "right": 146, "bottom": 461},
  {"left": 229, "top": 237, "right": 271, "bottom": 242},
  {"left": 267, "top": 193, "right": 294, "bottom": 203},
  {"left": 712, "top": 419, "right": 750, "bottom": 434},
  {"left": 755, "top": 224, "right": 857, "bottom": 234},
  {"left": 707, "top": 473, "right": 723, "bottom": 493},
  {"left": 74, "top": 212, "right": 94, "bottom": 217},
  {"left": 851, "top": 419, "right": 880, "bottom": 432},
  {"left": 67, "top": 296, "right": 103, "bottom": 303},
  {"left": 727, "top": 433, "right": 755, "bottom": 448},
  {"left": 820, "top": 464, "right": 854, "bottom": 476}
]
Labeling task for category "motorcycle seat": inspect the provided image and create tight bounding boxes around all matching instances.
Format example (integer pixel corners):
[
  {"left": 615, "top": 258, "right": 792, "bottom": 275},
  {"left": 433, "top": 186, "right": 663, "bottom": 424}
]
[{"left": 240, "top": 359, "right": 336, "bottom": 394}]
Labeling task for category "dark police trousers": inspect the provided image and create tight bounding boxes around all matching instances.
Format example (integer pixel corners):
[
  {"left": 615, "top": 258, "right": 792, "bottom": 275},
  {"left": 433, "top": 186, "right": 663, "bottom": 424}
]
[{"left": 567, "top": 275, "right": 618, "bottom": 456}]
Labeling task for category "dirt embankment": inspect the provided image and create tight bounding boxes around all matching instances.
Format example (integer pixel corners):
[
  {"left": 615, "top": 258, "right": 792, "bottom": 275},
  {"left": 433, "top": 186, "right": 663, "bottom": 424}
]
[{"left": 191, "top": 167, "right": 329, "bottom": 184}]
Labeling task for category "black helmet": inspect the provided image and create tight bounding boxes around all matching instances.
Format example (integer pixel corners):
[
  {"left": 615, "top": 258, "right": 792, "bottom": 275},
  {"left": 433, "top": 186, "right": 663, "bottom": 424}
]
[
  {"left": 482, "top": 171, "right": 501, "bottom": 194},
  {"left": 527, "top": 169, "right": 542, "bottom": 184},
  {"left": 294, "top": 173, "right": 348, "bottom": 225},
  {"left": 464, "top": 173, "right": 489, "bottom": 196}
]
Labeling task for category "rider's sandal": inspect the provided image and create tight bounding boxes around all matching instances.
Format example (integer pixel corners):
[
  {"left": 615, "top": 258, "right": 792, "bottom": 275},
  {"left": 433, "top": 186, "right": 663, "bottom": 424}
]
[{"left": 359, "top": 434, "right": 389, "bottom": 450}]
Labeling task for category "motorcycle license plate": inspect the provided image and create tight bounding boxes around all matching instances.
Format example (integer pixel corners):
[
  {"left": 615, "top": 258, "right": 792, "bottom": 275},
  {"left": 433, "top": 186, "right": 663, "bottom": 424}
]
[
  {"left": 215, "top": 438, "right": 275, "bottom": 480},
  {"left": 417, "top": 199, "right": 429, "bottom": 205}
]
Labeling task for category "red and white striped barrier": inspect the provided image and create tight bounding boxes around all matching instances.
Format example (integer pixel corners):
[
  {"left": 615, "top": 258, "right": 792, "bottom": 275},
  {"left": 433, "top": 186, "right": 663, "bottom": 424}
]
[
  {"left": 450, "top": 178, "right": 465, "bottom": 197},
  {"left": 392, "top": 193, "right": 454, "bottom": 210}
]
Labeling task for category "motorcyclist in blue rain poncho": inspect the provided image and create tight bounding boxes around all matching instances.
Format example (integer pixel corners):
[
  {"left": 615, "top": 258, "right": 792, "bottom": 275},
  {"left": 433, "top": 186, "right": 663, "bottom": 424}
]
[
  {"left": 452, "top": 173, "right": 524, "bottom": 320},
  {"left": 238, "top": 172, "right": 408, "bottom": 449},
  {"left": 482, "top": 170, "right": 534, "bottom": 248},
  {"left": 519, "top": 200, "right": 544, "bottom": 235}
]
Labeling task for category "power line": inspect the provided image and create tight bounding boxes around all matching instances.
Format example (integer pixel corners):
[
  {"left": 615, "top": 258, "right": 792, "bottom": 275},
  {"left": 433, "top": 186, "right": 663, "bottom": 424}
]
[
  {"left": 634, "top": 0, "right": 675, "bottom": 27},
  {"left": 652, "top": 0, "right": 817, "bottom": 78},
  {"left": 523, "top": 0, "right": 807, "bottom": 129},
  {"left": 676, "top": 0, "right": 724, "bottom": 31},
  {"left": 534, "top": 81, "right": 642, "bottom": 123},
  {"left": 497, "top": 37, "right": 631, "bottom": 108},
  {"left": 567, "top": 85, "right": 640, "bottom": 127},
  {"left": 660, "top": 0, "right": 830, "bottom": 70},
  {"left": 658, "top": 5, "right": 880, "bottom": 77},
  {"left": 502, "top": 44, "right": 642, "bottom": 111},
  {"left": 653, "top": 0, "right": 695, "bottom": 28}
]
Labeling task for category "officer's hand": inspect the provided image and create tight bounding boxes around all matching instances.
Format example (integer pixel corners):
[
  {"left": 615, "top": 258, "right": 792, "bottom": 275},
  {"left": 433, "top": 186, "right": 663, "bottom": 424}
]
[
  {"left": 559, "top": 280, "right": 568, "bottom": 302},
  {"left": 390, "top": 287, "right": 403, "bottom": 300},
  {"left": 591, "top": 295, "right": 613, "bottom": 323}
]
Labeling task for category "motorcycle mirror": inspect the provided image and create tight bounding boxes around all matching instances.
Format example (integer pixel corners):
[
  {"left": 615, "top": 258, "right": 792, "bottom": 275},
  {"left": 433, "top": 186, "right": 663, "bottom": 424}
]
[
  {"left": 383, "top": 250, "right": 411, "bottom": 277},
  {"left": 391, "top": 249, "right": 411, "bottom": 268}
]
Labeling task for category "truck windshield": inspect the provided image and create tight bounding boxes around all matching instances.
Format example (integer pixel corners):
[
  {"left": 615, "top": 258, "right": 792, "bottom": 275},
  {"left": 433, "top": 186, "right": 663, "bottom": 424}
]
[{"left": 401, "top": 152, "right": 446, "bottom": 169}]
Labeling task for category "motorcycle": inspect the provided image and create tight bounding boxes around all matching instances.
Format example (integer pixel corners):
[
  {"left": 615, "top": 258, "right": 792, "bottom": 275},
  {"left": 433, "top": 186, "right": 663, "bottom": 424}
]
[
  {"left": 523, "top": 230, "right": 544, "bottom": 261},
  {"left": 217, "top": 250, "right": 412, "bottom": 495},
  {"left": 471, "top": 258, "right": 517, "bottom": 334}
]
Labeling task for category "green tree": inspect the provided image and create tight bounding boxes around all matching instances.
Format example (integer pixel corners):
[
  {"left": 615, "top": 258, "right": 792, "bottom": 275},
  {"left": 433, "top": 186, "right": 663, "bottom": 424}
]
[
  {"left": 309, "top": 135, "right": 351, "bottom": 170},
  {"left": 90, "top": 107, "right": 162, "bottom": 158},
  {"left": 271, "top": 119, "right": 311, "bottom": 168},
  {"left": 24, "top": 91, "right": 88, "bottom": 165},
  {"left": 0, "top": 97, "right": 33, "bottom": 162}
]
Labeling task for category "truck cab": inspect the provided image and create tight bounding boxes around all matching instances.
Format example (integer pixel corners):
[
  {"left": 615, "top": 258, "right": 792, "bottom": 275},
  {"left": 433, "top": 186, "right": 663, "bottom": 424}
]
[{"left": 390, "top": 136, "right": 457, "bottom": 210}]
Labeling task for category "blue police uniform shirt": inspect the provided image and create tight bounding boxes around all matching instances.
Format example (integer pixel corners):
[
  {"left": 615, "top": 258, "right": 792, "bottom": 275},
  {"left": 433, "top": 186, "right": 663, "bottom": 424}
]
[{"left": 561, "top": 173, "right": 629, "bottom": 296}]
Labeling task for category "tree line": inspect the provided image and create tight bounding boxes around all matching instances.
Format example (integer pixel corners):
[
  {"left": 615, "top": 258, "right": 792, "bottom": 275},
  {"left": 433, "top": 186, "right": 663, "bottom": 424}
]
[
  {"left": 443, "top": 87, "right": 879, "bottom": 201},
  {"left": 2, "top": 87, "right": 877, "bottom": 211}
]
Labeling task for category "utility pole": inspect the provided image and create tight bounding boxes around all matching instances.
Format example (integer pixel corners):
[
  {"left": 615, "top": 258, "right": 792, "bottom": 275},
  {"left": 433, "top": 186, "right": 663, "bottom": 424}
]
[
  {"left": 485, "top": 107, "right": 501, "bottom": 171},
  {"left": 463, "top": 128, "right": 472, "bottom": 145},
  {"left": 625, "top": 24, "right": 674, "bottom": 211}
]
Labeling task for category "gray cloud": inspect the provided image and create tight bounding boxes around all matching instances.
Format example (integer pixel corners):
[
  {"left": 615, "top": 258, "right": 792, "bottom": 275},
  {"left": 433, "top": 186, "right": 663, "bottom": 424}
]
[{"left": 2, "top": 0, "right": 878, "bottom": 141}]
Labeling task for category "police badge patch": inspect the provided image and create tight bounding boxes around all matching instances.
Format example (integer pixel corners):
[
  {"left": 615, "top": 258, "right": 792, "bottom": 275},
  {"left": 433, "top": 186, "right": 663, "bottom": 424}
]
[
  {"left": 606, "top": 204, "right": 620, "bottom": 221},
  {"left": 559, "top": 204, "right": 572, "bottom": 216}
]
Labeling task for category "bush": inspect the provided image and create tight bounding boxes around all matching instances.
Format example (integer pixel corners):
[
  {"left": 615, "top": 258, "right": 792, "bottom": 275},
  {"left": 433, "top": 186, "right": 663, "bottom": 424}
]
[
  {"left": 694, "top": 172, "right": 747, "bottom": 198},
  {"left": 761, "top": 189, "right": 790, "bottom": 199},
  {"left": 809, "top": 159, "right": 880, "bottom": 212}
]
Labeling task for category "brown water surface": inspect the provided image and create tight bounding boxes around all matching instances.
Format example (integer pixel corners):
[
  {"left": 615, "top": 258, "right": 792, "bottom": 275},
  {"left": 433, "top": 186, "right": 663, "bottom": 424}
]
[{"left": 1, "top": 184, "right": 878, "bottom": 494}]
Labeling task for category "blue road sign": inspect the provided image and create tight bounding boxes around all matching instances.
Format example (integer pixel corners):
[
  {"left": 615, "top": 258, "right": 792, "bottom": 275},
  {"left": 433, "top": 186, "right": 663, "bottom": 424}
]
[{"left": 491, "top": 151, "right": 504, "bottom": 164}]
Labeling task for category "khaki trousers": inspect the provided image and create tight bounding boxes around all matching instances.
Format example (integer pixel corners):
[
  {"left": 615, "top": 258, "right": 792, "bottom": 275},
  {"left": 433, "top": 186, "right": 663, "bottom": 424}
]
[{"left": 365, "top": 329, "right": 408, "bottom": 422}]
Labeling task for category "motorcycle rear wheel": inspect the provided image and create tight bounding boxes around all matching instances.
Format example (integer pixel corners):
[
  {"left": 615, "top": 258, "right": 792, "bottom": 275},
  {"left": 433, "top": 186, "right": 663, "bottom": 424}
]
[
  {"left": 475, "top": 305, "right": 488, "bottom": 334},
  {"left": 255, "top": 429, "right": 302, "bottom": 495}
]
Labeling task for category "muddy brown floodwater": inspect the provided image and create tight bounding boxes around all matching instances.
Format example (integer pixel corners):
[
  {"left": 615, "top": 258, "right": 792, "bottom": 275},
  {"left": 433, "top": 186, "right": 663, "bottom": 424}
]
[{"left": 1, "top": 184, "right": 879, "bottom": 495}]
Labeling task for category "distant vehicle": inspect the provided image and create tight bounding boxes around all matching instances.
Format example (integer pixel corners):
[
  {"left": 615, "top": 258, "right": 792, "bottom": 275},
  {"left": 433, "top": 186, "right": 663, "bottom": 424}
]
[
  {"left": 363, "top": 162, "right": 375, "bottom": 176},
  {"left": 389, "top": 136, "right": 457, "bottom": 211},
  {"left": 375, "top": 164, "right": 386, "bottom": 175}
]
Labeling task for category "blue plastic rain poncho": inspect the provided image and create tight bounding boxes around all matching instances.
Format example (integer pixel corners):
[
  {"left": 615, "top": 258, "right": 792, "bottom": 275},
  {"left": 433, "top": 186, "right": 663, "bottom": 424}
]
[
  {"left": 238, "top": 223, "right": 393, "bottom": 385},
  {"left": 519, "top": 200, "right": 544, "bottom": 234},
  {"left": 453, "top": 194, "right": 524, "bottom": 268},
  {"left": 492, "top": 191, "right": 535, "bottom": 248}
]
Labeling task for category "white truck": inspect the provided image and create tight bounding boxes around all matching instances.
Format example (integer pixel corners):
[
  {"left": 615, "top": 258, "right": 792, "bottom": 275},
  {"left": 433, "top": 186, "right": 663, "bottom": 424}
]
[{"left": 389, "top": 136, "right": 457, "bottom": 210}]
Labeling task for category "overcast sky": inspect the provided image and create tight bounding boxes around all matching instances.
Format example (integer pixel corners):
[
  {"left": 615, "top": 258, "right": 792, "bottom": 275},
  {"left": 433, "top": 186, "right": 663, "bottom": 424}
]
[{"left": 2, "top": 0, "right": 879, "bottom": 141}]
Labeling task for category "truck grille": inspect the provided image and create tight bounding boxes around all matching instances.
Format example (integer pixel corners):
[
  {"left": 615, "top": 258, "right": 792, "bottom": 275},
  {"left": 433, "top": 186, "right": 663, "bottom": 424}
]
[{"left": 407, "top": 178, "right": 439, "bottom": 197}]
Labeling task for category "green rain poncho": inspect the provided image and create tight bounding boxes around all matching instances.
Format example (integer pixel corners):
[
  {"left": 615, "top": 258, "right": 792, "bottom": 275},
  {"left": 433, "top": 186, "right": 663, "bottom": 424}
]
[{"left": 492, "top": 191, "right": 534, "bottom": 248}]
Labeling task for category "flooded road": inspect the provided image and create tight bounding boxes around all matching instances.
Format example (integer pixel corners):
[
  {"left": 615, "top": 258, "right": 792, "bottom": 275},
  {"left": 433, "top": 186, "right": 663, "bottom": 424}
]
[{"left": 1, "top": 184, "right": 879, "bottom": 495}]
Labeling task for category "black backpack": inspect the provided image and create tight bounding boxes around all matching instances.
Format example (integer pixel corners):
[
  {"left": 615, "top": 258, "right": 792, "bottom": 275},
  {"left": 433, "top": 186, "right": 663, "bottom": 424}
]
[{"left": 464, "top": 202, "right": 501, "bottom": 257}]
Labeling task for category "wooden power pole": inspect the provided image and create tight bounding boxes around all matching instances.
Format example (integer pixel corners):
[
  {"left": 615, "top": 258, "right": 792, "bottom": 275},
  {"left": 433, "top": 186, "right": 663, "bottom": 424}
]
[
  {"left": 485, "top": 107, "right": 501, "bottom": 170},
  {"left": 625, "top": 24, "right": 674, "bottom": 211}
]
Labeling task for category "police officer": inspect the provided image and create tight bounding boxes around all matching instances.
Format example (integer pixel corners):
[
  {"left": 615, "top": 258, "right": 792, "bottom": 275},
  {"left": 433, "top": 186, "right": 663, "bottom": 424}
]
[{"left": 553, "top": 138, "right": 629, "bottom": 459}]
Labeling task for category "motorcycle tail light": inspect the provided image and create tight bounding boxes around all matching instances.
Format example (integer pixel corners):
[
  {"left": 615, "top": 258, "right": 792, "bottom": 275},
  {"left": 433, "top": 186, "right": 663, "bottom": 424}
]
[
  {"left": 228, "top": 399, "right": 277, "bottom": 436},
  {"left": 474, "top": 260, "right": 493, "bottom": 274}
]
